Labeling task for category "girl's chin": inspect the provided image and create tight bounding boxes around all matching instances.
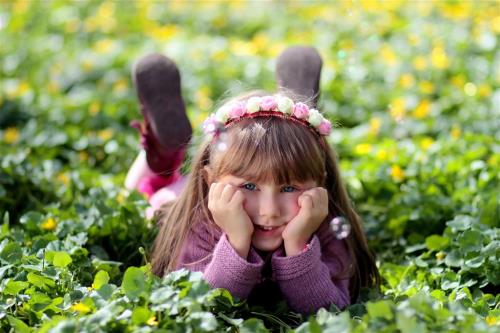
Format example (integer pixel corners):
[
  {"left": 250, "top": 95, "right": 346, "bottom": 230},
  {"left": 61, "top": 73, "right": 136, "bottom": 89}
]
[{"left": 251, "top": 237, "right": 283, "bottom": 252}]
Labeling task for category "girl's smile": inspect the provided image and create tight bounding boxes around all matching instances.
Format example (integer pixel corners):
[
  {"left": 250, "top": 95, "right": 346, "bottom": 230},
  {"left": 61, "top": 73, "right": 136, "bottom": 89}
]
[{"left": 216, "top": 174, "right": 317, "bottom": 252}]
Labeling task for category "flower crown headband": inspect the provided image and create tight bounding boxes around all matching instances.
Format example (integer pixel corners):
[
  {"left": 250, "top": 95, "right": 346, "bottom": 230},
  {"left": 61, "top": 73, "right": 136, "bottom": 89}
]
[{"left": 202, "top": 95, "right": 332, "bottom": 138}]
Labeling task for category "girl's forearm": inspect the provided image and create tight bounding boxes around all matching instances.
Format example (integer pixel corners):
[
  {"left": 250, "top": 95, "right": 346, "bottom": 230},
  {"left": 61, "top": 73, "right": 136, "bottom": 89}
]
[{"left": 227, "top": 234, "right": 251, "bottom": 259}]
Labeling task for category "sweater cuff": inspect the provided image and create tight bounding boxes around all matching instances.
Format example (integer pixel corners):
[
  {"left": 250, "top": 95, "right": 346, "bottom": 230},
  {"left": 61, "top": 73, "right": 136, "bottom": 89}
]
[
  {"left": 272, "top": 235, "right": 321, "bottom": 280},
  {"left": 203, "top": 234, "right": 264, "bottom": 298}
]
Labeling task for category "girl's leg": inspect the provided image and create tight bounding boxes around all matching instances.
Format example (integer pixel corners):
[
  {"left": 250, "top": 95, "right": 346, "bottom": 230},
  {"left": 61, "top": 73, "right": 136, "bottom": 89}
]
[
  {"left": 126, "top": 54, "right": 192, "bottom": 198},
  {"left": 275, "top": 46, "right": 323, "bottom": 107}
]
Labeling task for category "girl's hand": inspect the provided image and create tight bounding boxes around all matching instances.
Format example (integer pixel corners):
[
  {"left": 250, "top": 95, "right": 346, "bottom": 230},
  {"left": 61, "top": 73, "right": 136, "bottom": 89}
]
[
  {"left": 208, "top": 182, "right": 254, "bottom": 259},
  {"left": 282, "top": 187, "right": 328, "bottom": 256}
]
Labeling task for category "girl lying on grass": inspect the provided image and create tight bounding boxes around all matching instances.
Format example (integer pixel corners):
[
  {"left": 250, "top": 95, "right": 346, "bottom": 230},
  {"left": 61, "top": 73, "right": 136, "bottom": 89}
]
[{"left": 126, "top": 48, "right": 379, "bottom": 314}]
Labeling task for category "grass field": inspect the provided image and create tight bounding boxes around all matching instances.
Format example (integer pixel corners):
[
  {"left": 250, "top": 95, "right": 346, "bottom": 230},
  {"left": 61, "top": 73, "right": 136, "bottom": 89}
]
[{"left": 1, "top": 1, "right": 499, "bottom": 332}]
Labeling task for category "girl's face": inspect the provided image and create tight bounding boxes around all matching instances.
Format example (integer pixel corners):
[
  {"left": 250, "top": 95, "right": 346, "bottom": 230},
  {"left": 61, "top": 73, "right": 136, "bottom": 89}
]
[{"left": 216, "top": 174, "right": 318, "bottom": 252}]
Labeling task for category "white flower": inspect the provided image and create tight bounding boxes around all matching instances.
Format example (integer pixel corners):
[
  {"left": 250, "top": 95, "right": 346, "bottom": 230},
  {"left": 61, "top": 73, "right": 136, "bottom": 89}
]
[
  {"left": 277, "top": 96, "right": 294, "bottom": 114},
  {"left": 308, "top": 109, "right": 323, "bottom": 127},
  {"left": 246, "top": 96, "right": 262, "bottom": 113},
  {"left": 215, "top": 105, "right": 230, "bottom": 122}
]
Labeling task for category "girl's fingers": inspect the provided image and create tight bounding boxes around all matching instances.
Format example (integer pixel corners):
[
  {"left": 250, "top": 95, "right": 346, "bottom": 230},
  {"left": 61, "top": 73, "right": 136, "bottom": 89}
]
[
  {"left": 299, "top": 194, "right": 313, "bottom": 210},
  {"left": 209, "top": 182, "right": 222, "bottom": 203},
  {"left": 229, "top": 189, "right": 245, "bottom": 207},
  {"left": 220, "top": 183, "right": 237, "bottom": 203}
]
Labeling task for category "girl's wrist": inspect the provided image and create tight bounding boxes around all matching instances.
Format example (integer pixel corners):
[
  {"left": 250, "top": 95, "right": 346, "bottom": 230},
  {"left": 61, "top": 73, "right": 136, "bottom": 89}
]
[
  {"left": 284, "top": 238, "right": 310, "bottom": 257},
  {"left": 227, "top": 234, "right": 251, "bottom": 259}
]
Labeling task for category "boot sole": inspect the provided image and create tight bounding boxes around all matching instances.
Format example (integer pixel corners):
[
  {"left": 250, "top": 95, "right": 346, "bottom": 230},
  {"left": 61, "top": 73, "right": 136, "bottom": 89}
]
[
  {"left": 275, "top": 46, "right": 323, "bottom": 107},
  {"left": 133, "top": 53, "right": 192, "bottom": 150}
]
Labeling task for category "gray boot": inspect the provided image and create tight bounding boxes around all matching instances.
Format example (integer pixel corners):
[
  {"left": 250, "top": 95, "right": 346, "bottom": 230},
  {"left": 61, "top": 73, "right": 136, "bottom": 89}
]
[
  {"left": 132, "top": 53, "right": 192, "bottom": 174},
  {"left": 275, "top": 46, "right": 323, "bottom": 107}
]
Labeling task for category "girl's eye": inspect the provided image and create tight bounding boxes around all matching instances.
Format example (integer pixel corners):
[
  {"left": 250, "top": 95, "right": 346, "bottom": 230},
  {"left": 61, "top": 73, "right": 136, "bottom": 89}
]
[
  {"left": 282, "top": 186, "right": 298, "bottom": 193},
  {"left": 242, "top": 183, "right": 256, "bottom": 191}
]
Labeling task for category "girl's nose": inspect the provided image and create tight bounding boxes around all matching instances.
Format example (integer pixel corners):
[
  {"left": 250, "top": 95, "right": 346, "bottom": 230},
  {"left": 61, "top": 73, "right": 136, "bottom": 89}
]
[{"left": 259, "top": 193, "right": 280, "bottom": 218}]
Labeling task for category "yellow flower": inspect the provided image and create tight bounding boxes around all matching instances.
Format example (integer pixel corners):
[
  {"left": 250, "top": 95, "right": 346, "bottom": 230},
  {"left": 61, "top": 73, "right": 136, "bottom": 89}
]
[
  {"left": 487, "top": 154, "right": 500, "bottom": 167},
  {"left": 440, "top": 2, "right": 470, "bottom": 20},
  {"left": 413, "top": 56, "right": 427, "bottom": 71},
  {"left": 478, "top": 84, "right": 492, "bottom": 97},
  {"left": 71, "top": 302, "right": 91, "bottom": 314},
  {"left": 148, "top": 24, "right": 180, "bottom": 41},
  {"left": 113, "top": 78, "right": 128, "bottom": 93},
  {"left": 211, "top": 49, "right": 228, "bottom": 62},
  {"left": 414, "top": 100, "right": 431, "bottom": 119},
  {"left": 359, "top": 0, "right": 376, "bottom": 11},
  {"left": 4, "top": 127, "right": 20, "bottom": 144},
  {"left": 435, "top": 251, "right": 446, "bottom": 261},
  {"left": 81, "top": 59, "right": 94, "bottom": 72},
  {"left": 57, "top": 173, "right": 70, "bottom": 186},
  {"left": 451, "top": 126, "right": 461, "bottom": 139},
  {"left": 419, "top": 81, "right": 434, "bottom": 94},
  {"left": 390, "top": 165, "right": 405, "bottom": 182},
  {"left": 399, "top": 74, "right": 414, "bottom": 88},
  {"left": 431, "top": 45, "right": 450, "bottom": 69},
  {"left": 420, "top": 137, "right": 434, "bottom": 151},
  {"left": 47, "top": 81, "right": 60, "bottom": 94},
  {"left": 13, "top": 0, "right": 29, "bottom": 14},
  {"left": 79, "top": 151, "right": 89, "bottom": 162},
  {"left": 41, "top": 217, "right": 57, "bottom": 231},
  {"left": 98, "top": 129, "right": 114, "bottom": 141},
  {"left": 369, "top": 117, "right": 382, "bottom": 136},
  {"left": 195, "top": 86, "right": 213, "bottom": 111},
  {"left": 451, "top": 75, "right": 465, "bottom": 88},
  {"left": 147, "top": 316, "right": 158, "bottom": 326},
  {"left": 408, "top": 34, "right": 420, "bottom": 46},
  {"left": 389, "top": 97, "right": 406, "bottom": 121},
  {"left": 89, "top": 102, "right": 100, "bottom": 115},
  {"left": 355, "top": 143, "right": 372, "bottom": 155},
  {"left": 251, "top": 33, "right": 269, "bottom": 55},
  {"left": 486, "top": 315, "right": 498, "bottom": 326},
  {"left": 85, "top": 2, "right": 117, "bottom": 33},
  {"left": 93, "top": 39, "right": 115, "bottom": 54},
  {"left": 6, "top": 81, "right": 30, "bottom": 99},
  {"left": 492, "top": 16, "right": 500, "bottom": 34},
  {"left": 381, "top": 45, "right": 397, "bottom": 66},
  {"left": 64, "top": 19, "right": 79, "bottom": 34},
  {"left": 117, "top": 189, "right": 128, "bottom": 204},
  {"left": 229, "top": 39, "right": 257, "bottom": 56},
  {"left": 376, "top": 149, "right": 388, "bottom": 161}
]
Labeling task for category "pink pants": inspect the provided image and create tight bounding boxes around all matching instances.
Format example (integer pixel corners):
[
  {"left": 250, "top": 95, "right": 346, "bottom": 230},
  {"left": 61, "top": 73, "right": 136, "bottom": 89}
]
[{"left": 125, "top": 150, "right": 187, "bottom": 218}]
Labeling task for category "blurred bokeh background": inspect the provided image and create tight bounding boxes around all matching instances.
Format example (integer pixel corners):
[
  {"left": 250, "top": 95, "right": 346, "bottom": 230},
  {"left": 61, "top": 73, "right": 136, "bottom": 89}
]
[
  {"left": 0, "top": 1, "right": 499, "bottom": 329},
  {"left": 2, "top": 0, "right": 498, "bottom": 235}
]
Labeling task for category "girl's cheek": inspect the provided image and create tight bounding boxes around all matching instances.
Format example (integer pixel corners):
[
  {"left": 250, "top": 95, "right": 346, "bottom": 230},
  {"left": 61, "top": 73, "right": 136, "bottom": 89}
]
[
  {"left": 242, "top": 192, "right": 255, "bottom": 212},
  {"left": 284, "top": 193, "right": 302, "bottom": 215}
]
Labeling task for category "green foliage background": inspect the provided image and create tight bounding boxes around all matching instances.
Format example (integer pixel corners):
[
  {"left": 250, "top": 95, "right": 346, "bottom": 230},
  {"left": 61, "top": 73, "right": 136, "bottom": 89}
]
[{"left": 0, "top": 1, "right": 499, "bottom": 332}]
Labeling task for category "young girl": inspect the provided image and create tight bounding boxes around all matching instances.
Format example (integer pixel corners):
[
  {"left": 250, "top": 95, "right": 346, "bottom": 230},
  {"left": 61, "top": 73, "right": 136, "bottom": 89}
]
[
  {"left": 125, "top": 46, "right": 325, "bottom": 219},
  {"left": 150, "top": 92, "right": 380, "bottom": 314}
]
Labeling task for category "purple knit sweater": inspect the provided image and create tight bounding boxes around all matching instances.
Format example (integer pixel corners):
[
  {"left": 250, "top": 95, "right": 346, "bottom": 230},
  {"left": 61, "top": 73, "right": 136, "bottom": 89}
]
[{"left": 176, "top": 221, "right": 351, "bottom": 314}]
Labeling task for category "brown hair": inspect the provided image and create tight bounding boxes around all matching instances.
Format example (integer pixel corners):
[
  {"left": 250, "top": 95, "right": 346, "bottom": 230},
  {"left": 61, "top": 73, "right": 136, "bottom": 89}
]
[{"left": 150, "top": 91, "right": 380, "bottom": 302}]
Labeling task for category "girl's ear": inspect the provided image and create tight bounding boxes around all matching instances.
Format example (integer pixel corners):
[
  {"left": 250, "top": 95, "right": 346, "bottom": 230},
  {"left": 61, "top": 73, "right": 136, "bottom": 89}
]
[{"left": 202, "top": 165, "right": 213, "bottom": 185}]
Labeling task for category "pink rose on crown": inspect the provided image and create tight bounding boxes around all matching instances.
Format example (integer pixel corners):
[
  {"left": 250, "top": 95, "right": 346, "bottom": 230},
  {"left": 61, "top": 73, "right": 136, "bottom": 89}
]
[
  {"left": 229, "top": 101, "right": 246, "bottom": 118},
  {"left": 260, "top": 96, "right": 278, "bottom": 111},
  {"left": 203, "top": 114, "right": 223, "bottom": 135},
  {"left": 318, "top": 119, "right": 332, "bottom": 135},
  {"left": 293, "top": 102, "right": 309, "bottom": 119}
]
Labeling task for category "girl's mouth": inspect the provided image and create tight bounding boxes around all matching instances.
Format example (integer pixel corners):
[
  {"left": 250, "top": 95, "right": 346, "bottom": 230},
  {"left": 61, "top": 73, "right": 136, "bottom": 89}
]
[
  {"left": 255, "top": 225, "right": 278, "bottom": 231},
  {"left": 254, "top": 224, "right": 284, "bottom": 237}
]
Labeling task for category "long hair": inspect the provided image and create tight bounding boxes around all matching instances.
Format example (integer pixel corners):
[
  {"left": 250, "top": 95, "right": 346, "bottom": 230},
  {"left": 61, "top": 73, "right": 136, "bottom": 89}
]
[{"left": 150, "top": 92, "right": 380, "bottom": 302}]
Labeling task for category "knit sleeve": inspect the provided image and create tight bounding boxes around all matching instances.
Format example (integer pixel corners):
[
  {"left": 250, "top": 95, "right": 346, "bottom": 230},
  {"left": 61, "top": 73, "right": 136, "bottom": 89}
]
[
  {"left": 203, "top": 234, "right": 264, "bottom": 299},
  {"left": 177, "top": 223, "right": 264, "bottom": 300},
  {"left": 271, "top": 234, "right": 351, "bottom": 314}
]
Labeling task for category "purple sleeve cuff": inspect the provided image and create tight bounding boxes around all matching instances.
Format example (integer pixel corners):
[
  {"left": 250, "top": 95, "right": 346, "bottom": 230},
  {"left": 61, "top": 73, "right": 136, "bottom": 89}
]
[
  {"left": 272, "top": 235, "right": 350, "bottom": 314},
  {"left": 203, "top": 234, "right": 264, "bottom": 299}
]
